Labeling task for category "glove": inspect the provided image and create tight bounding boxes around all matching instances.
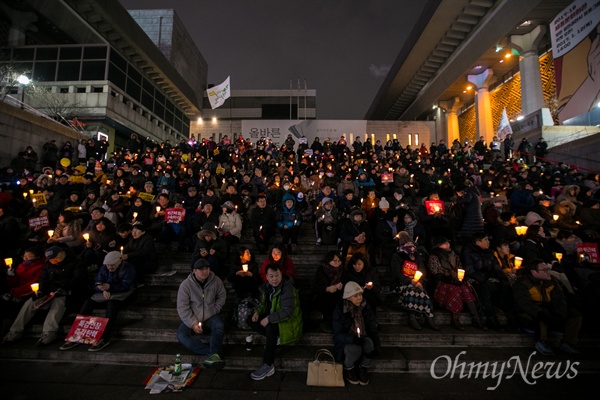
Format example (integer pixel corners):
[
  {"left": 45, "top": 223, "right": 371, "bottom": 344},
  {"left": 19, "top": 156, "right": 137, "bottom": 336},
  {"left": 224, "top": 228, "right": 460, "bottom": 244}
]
[
  {"left": 353, "top": 335, "right": 365, "bottom": 345},
  {"left": 326, "top": 225, "right": 333, "bottom": 232},
  {"left": 2, "top": 293, "right": 12, "bottom": 301}
]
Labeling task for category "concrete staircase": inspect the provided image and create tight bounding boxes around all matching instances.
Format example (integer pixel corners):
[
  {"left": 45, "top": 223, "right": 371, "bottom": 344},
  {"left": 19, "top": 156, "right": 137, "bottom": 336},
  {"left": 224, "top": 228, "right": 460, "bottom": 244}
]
[{"left": 1, "top": 224, "right": 599, "bottom": 374}]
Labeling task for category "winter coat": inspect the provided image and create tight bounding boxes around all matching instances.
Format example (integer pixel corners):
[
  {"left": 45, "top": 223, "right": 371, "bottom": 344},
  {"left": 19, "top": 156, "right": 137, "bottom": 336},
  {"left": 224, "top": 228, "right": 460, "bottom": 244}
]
[
  {"left": 332, "top": 299, "right": 381, "bottom": 362},
  {"left": 177, "top": 271, "right": 226, "bottom": 327},
  {"left": 277, "top": 193, "right": 301, "bottom": 229},
  {"left": 260, "top": 256, "right": 296, "bottom": 282},
  {"left": 456, "top": 186, "right": 484, "bottom": 238},
  {"left": 93, "top": 261, "right": 137, "bottom": 294},
  {"left": 513, "top": 273, "right": 567, "bottom": 320},
  {"left": 218, "top": 211, "right": 243, "bottom": 238},
  {"left": 6, "top": 258, "right": 45, "bottom": 298},
  {"left": 255, "top": 276, "right": 303, "bottom": 345},
  {"left": 461, "top": 243, "right": 503, "bottom": 284},
  {"left": 38, "top": 253, "right": 86, "bottom": 296},
  {"left": 124, "top": 233, "right": 158, "bottom": 272}
]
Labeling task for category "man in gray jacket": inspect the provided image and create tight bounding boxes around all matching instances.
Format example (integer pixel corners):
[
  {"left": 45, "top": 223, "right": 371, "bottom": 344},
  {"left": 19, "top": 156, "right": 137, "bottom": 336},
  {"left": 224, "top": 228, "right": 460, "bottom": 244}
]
[{"left": 176, "top": 258, "right": 227, "bottom": 369}]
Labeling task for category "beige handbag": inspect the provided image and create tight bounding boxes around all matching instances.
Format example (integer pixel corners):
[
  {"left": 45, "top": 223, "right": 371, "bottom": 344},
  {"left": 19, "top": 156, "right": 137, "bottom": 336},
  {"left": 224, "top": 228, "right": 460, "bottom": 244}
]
[{"left": 306, "top": 349, "right": 345, "bottom": 387}]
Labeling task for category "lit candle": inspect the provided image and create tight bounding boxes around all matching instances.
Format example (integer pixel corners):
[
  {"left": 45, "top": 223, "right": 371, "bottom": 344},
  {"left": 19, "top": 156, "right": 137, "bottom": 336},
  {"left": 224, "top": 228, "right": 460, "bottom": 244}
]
[
  {"left": 133, "top": 212, "right": 138, "bottom": 220},
  {"left": 357, "top": 327, "right": 361, "bottom": 338},
  {"left": 156, "top": 206, "right": 161, "bottom": 213},
  {"left": 488, "top": 181, "right": 492, "bottom": 186},
  {"left": 242, "top": 264, "right": 248, "bottom": 272},
  {"left": 457, "top": 269, "right": 465, "bottom": 282},
  {"left": 4, "top": 258, "right": 12, "bottom": 269},
  {"left": 259, "top": 225, "right": 263, "bottom": 231},
  {"left": 29, "top": 189, "right": 33, "bottom": 195},
  {"left": 366, "top": 281, "right": 373, "bottom": 288},
  {"left": 413, "top": 271, "right": 423, "bottom": 282},
  {"left": 30, "top": 283, "right": 39, "bottom": 295},
  {"left": 47, "top": 230, "right": 54, "bottom": 238},
  {"left": 555, "top": 253, "right": 563, "bottom": 262},
  {"left": 393, "top": 134, "right": 397, "bottom": 140},
  {"left": 553, "top": 214, "right": 559, "bottom": 221},
  {"left": 23, "top": 192, "right": 27, "bottom": 198},
  {"left": 83, "top": 233, "right": 90, "bottom": 242},
  {"left": 514, "top": 257, "right": 523, "bottom": 269},
  {"left": 120, "top": 246, "right": 123, "bottom": 254},
  {"left": 198, "top": 322, "right": 202, "bottom": 329}
]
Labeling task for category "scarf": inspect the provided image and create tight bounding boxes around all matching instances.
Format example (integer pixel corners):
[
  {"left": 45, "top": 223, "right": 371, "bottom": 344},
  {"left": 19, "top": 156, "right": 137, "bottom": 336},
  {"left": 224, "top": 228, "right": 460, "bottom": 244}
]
[
  {"left": 323, "top": 263, "right": 342, "bottom": 285},
  {"left": 343, "top": 299, "right": 366, "bottom": 338},
  {"left": 404, "top": 219, "right": 417, "bottom": 238}
]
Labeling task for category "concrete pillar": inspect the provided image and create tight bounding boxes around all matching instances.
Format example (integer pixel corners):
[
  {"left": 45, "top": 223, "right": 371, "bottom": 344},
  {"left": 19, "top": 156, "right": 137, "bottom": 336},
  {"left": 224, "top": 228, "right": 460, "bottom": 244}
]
[
  {"left": 1, "top": 7, "right": 38, "bottom": 46},
  {"left": 438, "top": 97, "right": 463, "bottom": 144},
  {"left": 511, "top": 25, "right": 546, "bottom": 117},
  {"left": 467, "top": 69, "right": 494, "bottom": 144}
]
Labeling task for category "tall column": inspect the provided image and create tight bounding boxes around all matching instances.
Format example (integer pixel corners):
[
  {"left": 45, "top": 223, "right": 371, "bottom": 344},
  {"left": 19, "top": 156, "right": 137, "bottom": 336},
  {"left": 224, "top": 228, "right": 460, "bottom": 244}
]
[
  {"left": 511, "top": 25, "right": 546, "bottom": 117},
  {"left": 0, "top": 3, "right": 38, "bottom": 46},
  {"left": 467, "top": 69, "right": 494, "bottom": 144},
  {"left": 438, "top": 97, "right": 463, "bottom": 144}
]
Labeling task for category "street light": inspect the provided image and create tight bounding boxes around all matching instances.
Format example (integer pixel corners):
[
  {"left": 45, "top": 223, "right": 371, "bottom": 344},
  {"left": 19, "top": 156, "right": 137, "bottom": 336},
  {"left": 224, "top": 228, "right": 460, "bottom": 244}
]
[{"left": 16, "top": 74, "right": 30, "bottom": 109}]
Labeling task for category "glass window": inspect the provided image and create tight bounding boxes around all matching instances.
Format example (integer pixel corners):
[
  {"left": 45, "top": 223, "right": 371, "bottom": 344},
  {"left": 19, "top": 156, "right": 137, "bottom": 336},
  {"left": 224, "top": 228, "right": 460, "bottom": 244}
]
[
  {"left": 141, "top": 90, "right": 153, "bottom": 110},
  {"left": 165, "top": 100, "right": 174, "bottom": 113},
  {"left": 109, "top": 48, "right": 127, "bottom": 71},
  {"left": 155, "top": 91, "right": 165, "bottom": 104},
  {"left": 13, "top": 48, "right": 34, "bottom": 61},
  {"left": 164, "top": 110, "right": 174, "bottom": 126},
  {"left": 127, "top": 66, "right": 141, "bottom": 85},
  {"left": 108, "top": 63, "right": 126, "bottom": 89},
  {"left": 59, "top": 47, "right": 81, "bottom": 60},
  {"left": 142, "top": 77, "right": 154, "bottom": 93},
  {"left": 154, "top": 102, "right": 164, "bottom": 119},
  {"left": 81, "top": 61, "right": 106, "bottom": 80},
  {"left": 36, "top": 48, "right": 58, "bottom": 61},
  {"left": 84, "top": 46, "right": 107, "bottom": 59},
  {"left": 126, "top": 78, "right": 141, "bottom": 101},
  {"left": 174, "top": 107, "right": 182, "bottom": 120},
  {"left": 57, "top": 61, "right": 80, "bottom": 81},
  {"left": 33, "top": 62, "right": 56, "bottom": 81}
]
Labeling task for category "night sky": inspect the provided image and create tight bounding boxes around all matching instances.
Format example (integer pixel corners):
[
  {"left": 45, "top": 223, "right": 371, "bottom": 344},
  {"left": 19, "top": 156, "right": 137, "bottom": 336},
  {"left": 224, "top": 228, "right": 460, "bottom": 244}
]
[{"left": 119, "top": 0, "right": 426, "bottom": 120}]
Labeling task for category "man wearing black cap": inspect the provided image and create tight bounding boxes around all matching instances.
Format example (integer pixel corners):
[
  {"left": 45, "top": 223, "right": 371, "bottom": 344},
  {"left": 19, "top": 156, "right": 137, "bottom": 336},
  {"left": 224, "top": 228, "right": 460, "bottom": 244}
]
[
  {"left": 177, "top": 258, "right": 227, "bottom": 369},
  {"left": 2, "top": 246, "right": 85, "bottom": 346}
]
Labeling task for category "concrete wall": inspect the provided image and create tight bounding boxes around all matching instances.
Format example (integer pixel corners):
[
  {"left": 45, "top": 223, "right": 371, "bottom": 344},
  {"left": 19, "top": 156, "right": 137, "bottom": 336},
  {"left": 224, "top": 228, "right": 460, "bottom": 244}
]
[{"left": 0, "top": 102, "right": 83, "bottom": 169}]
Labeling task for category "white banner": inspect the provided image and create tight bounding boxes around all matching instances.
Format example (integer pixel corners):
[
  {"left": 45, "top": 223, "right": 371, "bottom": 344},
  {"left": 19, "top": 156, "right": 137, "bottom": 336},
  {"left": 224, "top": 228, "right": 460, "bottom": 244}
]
[
  {"left": 496, "top": 108, "right": 513, "bottom": 140},
  {"left": 550, "top": 0, "right": 600, "bottom": 58},
  {"left": 207, "top": 76, "right": 231, "bottom": 109}
]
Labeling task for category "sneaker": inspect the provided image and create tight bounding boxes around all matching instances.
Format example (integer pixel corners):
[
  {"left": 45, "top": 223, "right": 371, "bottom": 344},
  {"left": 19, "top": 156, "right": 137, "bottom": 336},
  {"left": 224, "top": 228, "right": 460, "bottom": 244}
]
[
  {"left": 535, "top": 340, "right": 555, "bottom": 357},
  {"left": 316, "top": 238, "right": 322, "bottom": 245},
  {"left": 36, "top": 332, "right": 57, "bottom": 346},
  {"left": 203, "top": 353, "right": 226, "bottom": 369},
  {"left": 2, "top": 331, "right": 22, "bottom": 344},
  {"left": 59, "top": 341, "right": 79, "bottom": 351},
  {"left": 250, "top": 363, "right": 275, "bottom": 380},
  {"left": 344, "top": 367, "right": 359, "bottom": 385},
  {"left": 88, "top": 338, "right": 110, "bottom": 352},
  {"left": 558, "top": 341, "right": 581, "bottom": 355},
  {"left": 358, "top": 366, "right": 369, "bottom": 386}
]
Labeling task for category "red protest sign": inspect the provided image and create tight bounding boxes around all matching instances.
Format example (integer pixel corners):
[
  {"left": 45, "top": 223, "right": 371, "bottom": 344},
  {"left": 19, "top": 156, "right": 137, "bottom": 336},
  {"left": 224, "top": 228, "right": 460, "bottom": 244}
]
[
  {"left": 381, "top": 173, "right": 393, "bottom": 183},
  {"left": 164, "top": 208, "right": 186, "bottom": 223},
  {"left": 28, "top": 215, "right": 50, "bottom": 229},
  {"left": 425, "top": 200, "right": 445, "bottom": 215},
  {"left": 65, "top": 315, "right": 109, "bottom": 345},
  {"left": 402, "top": 260, "right": 418, "bottom": 278},
  {"left": 577, "top": 243, "right": 599, "bottom": 263}
]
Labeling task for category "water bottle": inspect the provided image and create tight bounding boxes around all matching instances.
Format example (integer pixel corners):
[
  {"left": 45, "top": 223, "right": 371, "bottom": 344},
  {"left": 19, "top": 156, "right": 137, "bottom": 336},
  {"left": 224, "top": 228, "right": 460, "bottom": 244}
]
[
  {"left": 245, "top": 335, "right": 253, "bottom": 351},
  {"left": 173, "top": 353, "right": 182, "bottom": 375}
]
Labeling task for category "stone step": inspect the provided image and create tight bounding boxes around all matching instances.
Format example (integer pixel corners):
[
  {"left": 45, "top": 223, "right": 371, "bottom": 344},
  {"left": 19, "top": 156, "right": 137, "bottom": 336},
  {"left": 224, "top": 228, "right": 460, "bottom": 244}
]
[{"left": 1, "top": 339, "right": 598, "bottom": 374}]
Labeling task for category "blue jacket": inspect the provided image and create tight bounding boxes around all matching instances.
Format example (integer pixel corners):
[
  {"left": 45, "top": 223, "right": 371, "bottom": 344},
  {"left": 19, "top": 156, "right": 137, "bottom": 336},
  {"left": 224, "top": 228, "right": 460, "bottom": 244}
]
[
  {"left": 277, "top": 193, "right": 301, "bottom": 229},
  {"left": 94, "top": 261, "right": 137, "bottom": 293}
]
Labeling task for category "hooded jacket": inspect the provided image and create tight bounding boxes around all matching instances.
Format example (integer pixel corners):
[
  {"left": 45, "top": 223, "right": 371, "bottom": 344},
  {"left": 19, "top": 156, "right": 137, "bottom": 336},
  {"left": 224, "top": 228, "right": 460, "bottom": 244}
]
[
  {"left": 277, "top": 193, "right": 301, "bottom": 229},
  {"left": 177, "top": 270, "right": 226, "bottom": 328}
]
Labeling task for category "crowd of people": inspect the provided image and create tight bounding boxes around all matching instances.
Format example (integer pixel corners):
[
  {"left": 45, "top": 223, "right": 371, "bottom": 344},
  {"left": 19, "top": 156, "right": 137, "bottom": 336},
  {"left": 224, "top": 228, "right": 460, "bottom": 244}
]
[{"left": 1, "top": 131, "right": 599, "bottom": 383}]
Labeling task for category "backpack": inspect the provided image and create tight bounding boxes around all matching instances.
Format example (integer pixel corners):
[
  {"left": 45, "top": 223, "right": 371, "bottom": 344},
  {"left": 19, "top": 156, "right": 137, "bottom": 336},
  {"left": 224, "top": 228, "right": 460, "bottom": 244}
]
[{"left": 237, "top": 297, "right": 260, "bottom": 330}]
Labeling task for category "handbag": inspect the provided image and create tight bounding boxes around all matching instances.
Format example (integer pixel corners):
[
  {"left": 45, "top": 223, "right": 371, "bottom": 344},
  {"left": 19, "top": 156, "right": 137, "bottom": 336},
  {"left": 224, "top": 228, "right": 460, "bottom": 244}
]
[{"left": 306, "top": 349, "right": 345, "bottom": 387}]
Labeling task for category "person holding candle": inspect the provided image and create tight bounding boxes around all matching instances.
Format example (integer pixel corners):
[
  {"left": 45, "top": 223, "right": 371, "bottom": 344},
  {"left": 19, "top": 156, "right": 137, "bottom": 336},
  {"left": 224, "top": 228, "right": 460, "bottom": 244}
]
[
  {"left": 427, "top": 237, "right": 484, "bottom": 330},
  {"left": 1, "top": 248, "right": 45, "bottom": 331},
  {"left": 332, "top": 281, "right": 380, "bottom": 386},
  {"left": 314, "top": 197, "right": 339, "bottom": 246},
  {"left": 248, "top": 263, "right": 302, "bottom": 380},
  {"left": 192, "top": 223, "right": 228, "bottom": 278},
  {"left": 218, "top": 201, "right": 243, "bottom": 249},
  {"left": 462, "top": 232, "right": 505, "bottom": 330},
  {"left": 311, "top": 251, "right": 344, "bottom": 333},
  {"left": 259, "top": 244, "right": 296, "bottom": 282},
  {"left": 228, "top": 246, "right": 260, "bottom": 300},
  {"left": 390, "top": 232, "right": 438, "bottom": 330},
  {"left": 80, "top": 217, "right": 117, "bottom": 267},
  {"left": 121, "top": 223, "right": 157, "bottom": 281},
  {"left": 276, "top": 193, "right": 302, "bottom": 255},
  {"left": 249, "top": 195, "right": 276, "bottom": 255},
  {"left": 342, "top": 253, "right": 382, "bottom": 318},
  {"left": 2, "top": 246, "right": 86, "bottom": 346},
  {"left": 176, "top": 258, "right": 227, "bottom": 369},
  {"left": 47, "top": 210, "right": 84, "bottom": 250}
]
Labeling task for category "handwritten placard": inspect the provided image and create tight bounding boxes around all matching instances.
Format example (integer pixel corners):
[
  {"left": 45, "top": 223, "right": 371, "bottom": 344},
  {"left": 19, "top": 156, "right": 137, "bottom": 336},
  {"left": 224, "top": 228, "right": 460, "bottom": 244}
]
[
  {"left": 577, "top": 242, "right": 599, "bottom": 264},
  {"left": 28, "top": 215, "right": 50, "bottom": 229},
  {"left": 402, "top": 260, "right": 418, "bottom": 278},
  {"left": 137, "top": 192, "right": 155, "bottom": 202},
  {"left": 30, "top": 193, "right": 47, "bottom": 205},
  {"left": 65, "top": 314, "right": 109, "bottom": 345},
  {"left": 164, "top": 208, "right": 186, "bottom": 223},
  {"left": 425, "top": 200, "right": 445, "bottom": 215}
]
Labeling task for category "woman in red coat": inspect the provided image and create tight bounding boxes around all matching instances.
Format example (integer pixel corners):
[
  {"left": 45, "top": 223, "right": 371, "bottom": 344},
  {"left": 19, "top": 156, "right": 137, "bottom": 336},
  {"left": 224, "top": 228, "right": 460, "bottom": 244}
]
[
  {"left": 259, "top": 244, "right": 296, "bottom": 282},
  {"left": 1, "top": 247, "right": 45, "bottom": 322}
]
